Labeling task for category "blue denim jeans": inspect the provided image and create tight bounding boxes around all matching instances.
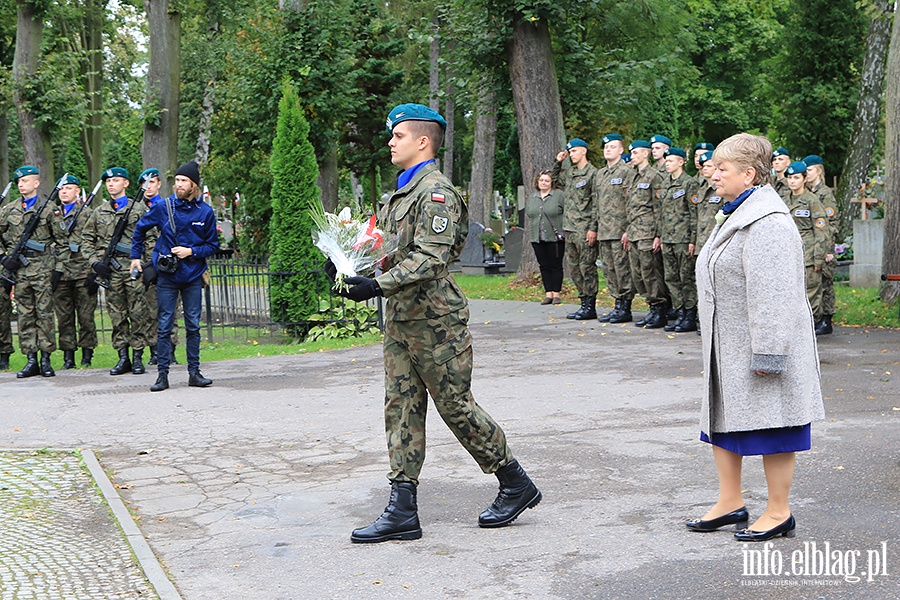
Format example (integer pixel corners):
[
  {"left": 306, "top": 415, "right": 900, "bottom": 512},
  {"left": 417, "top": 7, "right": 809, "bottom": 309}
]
[{"left": 156, "top": 275, "right": 203, "bottom": 374}]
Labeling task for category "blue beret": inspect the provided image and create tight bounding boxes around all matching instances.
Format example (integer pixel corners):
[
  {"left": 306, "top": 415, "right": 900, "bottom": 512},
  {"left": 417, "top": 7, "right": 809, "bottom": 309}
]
[
  {"left": 13, "top": 165, "right": 39, "bottom": 182},
  {"left": 650, "top": 135, "right": 673, "bottom": 147},
  {"left": 785, "top": 161, "right": 807, "bottom": 175},
  {"left": 102, "top": 167, "right": 129, "bottom": 180},
  {"left": 772, "top": 147, "right": 790, "bottom": 158},
  {"left": 622, "top": 153, "right": 632, "bottom": 163},
  {"left": 139, "top": 168, "right": 160, "bottom": 184},
  {"left": 694, "top": 142, "right": 715, "bottom": 151},
  {"left": 629, "top": 140, "right": 651, "bottom": 150},
  {"left": 802, "top": 155, "right": 823, "bottom": 167},
  {"left": 566, "top": 138, "right": 588, "bottom": 150},
  {"left": 697, "top": 151, "right": 713, "bottom": 165},
  {"left": 61, "top": 174, "right": 80, "bottom": 185},
  {"left": 664, "top": 148, "right": 686, "bottom": 159},
  {"left": 386, "top": 103, "right": 447, "bottom": 132},
  {"left": 601, "top": 133, "right": 623, "bottom": 145}
]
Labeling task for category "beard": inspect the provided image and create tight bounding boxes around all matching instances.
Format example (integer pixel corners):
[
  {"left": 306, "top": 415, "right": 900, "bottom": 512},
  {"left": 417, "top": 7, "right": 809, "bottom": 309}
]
[{"left": 175, "top": 185, "right": 198, "bottom": 201}]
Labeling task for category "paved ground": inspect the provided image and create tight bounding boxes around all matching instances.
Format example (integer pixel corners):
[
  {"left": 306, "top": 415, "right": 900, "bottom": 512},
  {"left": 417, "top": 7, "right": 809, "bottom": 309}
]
[{"left": 1, "top": 299, "right": 898, "bottom": 599}]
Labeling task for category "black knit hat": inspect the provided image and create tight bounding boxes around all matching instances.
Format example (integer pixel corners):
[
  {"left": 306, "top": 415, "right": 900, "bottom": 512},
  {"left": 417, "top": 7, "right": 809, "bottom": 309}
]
[{"left": 175, "top": 161, "right": 201, "bottom": 186}]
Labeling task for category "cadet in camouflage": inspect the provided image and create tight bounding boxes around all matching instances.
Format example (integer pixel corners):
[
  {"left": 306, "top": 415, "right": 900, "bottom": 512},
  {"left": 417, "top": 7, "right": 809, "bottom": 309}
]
[
  {"left": 803, "top": 155, "right": 839, "bottom": 335},
  {"left": 692, "top": 151, "right": 722, "bottom": 253},
  {"left": 0, "top": 187, "right": 12, "bottom": 369},
  {"left": 787, "top": 161, "right": 829, "bottom": 324},
  {"left": 772, "top": 147, "right": 792, "bottom": 203}
]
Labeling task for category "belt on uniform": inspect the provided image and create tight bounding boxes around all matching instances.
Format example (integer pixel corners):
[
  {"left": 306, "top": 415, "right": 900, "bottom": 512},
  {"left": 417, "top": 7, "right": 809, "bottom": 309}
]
[{"left": 21, "top": 249, "right": 45, "bottom": 258}]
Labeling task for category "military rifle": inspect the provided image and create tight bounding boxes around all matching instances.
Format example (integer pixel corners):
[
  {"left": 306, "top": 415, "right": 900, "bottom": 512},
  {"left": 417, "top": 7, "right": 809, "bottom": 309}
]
[
  {"left": 66, "top": 179, "right": 103, "bottom": 233},
  {"left": 89, "top": 183, "right": 147, "bottom": 290},
  {"left": 1, "top": 174, "right": 67, "bottom": 287},
  {"left": 0, "top": 181, "right": 12, "bottom": 204}
]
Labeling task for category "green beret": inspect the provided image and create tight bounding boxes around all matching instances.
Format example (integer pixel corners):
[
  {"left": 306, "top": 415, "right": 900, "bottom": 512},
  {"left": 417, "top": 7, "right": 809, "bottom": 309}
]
[
  {"left": 772, "top": 147, "right": 790, "bottom": 158},
  {"left": 566, "top": 138, "right": 588, "bottom": 150},
  {"left": 694, "top": 142, "right": 715, "bottom": 151},
  {"left": 13, "top": 165, "right": 39, "bottom": 182},
  {"left": 664, "top": 148, "right": 686, "bottom": 159},
  {"left": 697, "top": 151, "right": 713, "bottom": 165},
  {"left": 802, "top": 155, "right": 823, "bottom": 167},
  {"left": 629, "top": 140, "right": 651, "bottom": 151},
  {"left": 622, "top": 153, "right": 632, "bottom": 164},
  {"left": 62, "top": 174, "right": 80, "bottom": 186},
  {"left": 650, "top": 135, "right": 672, "bottom": 147},
  {"left": 139, "top": 168, "right": 160, "bottom": 184},
  {"left": 785, "top": 161, "right": 807, "bottom": 175},
  {"left": 102, "top": 167, "right": 129, "bottom": 180},
  {"left": 601, "top": 133, "right": 623, "bottom": 145},
  {"left": 385, "top": 103, "right": 447, "bottom": 132}
]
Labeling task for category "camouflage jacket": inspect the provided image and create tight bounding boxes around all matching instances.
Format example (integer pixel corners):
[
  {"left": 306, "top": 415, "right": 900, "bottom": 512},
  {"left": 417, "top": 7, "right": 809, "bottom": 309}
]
[
  {"left": 774, "top": 176, "right": 790, "bottom": 204},
  {"left": 57, "top": 202, "right": 94, "bottom": 281},
  {"left": 693, "top": 178, "right": 722, "bottom": 251},
  {"left": 809, "top": 181, "right": 839, "bottom": 246},
  {"left": 594, "top": 160, "right": 633, "bottom": 241},
  {"left": 624, "top": 164, "right": 661, "bottom": 242},
  {"left": 375, "top": 162, "right": 468, "bottom": 322},
  {"left": 0, "top": 197, "right": 68, "bottom": 275},
  {"left": 551, "top": 158, "right": 599, "bottom": 234},
  {"left": 787, "top": 190, "right": 829, "bottom": 268},
  {"left": 657, "top": 171, "right": 697, "bottom": 244},
  {"left": 82, "top": 196, "right": 155, "bottom": 271}
]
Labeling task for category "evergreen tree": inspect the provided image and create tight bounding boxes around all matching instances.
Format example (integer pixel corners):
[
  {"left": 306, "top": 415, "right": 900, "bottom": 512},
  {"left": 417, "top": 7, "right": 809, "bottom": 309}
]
[{"left": 268, "top": 79, "right": 321, "bottom": 329}]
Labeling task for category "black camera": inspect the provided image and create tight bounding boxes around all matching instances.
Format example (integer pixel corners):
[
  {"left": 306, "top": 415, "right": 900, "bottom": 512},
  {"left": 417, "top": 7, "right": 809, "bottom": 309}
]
[{"left": 157, "top": 253, "right": 179, "bottom": 274}]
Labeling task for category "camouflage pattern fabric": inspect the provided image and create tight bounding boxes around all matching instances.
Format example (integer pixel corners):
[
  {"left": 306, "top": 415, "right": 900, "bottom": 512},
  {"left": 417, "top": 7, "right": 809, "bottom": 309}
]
[
  {"left": 625, "top": 165, "right": 666, "bottom": 306},
  {"left": 662, "top": 243, "right": 697, "bottom": 310},
  {"left": 774, "top": 176, "right": 790, "bottom": 203},
  {"left": 0, "top": 289, "right": 12, "bottom": 354},
  {"left": 692, "top": 178, "right": 722, "bottom": 252},
  {"left": 54, "top": 280, "right": 97, "bottom": 351},
  {"left": 564, "top": 235, "right": 599, "bottom": 297},
  {"left": 657, "top": 171, "right": 697, "bottom": 244},
  {"left": 597, "top": 240, "right": 633, "bottom": 301},
  {"left": 811, "top": 182, "right": 839, "bottom": 316},
  {"left": 551, "top": 158, "right": 599, "bottom": 235},
  {"left": 788, "top": 190, "right": 829, "bottom": 320},
  {"left": 595, "top": 160, "right": 633, "bottom": 241},
  {"left": 627, "top": 239, "right": 666, "bottom": 306}
]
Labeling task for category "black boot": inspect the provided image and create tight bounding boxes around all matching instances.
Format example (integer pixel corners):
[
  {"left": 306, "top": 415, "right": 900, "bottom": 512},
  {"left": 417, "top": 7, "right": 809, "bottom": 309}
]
[
  {"left": 635, "top": 305, "right": 652, "bottom": 327},
  {"left": 478, "top": 459, "right": 542, "bottom": 528},
  {"left": 40, "top": 351, "right": 55, "bottom": 377},
  {"left": 148, "top": 345, "right": 159, "bottom": 365},
  {"left": 189, "top": 371, "right": 213, "bottom": 387},
  {"left": 0, "top": 353, "right": 10, "bottom": 370},
  {"left": 132, "top": 348, "right": 145, "bottom": 375},
  {"left": 567, "top": 297, "right": 585, "bottom": 319},
  {"left": 110, "top": 348, "right": 132, "bottom": 375},
  {"left": 665, "top": 300, "right": 678, "bottom": 321},
  {"left": 81, "top": 348, "right": 93, "bottom": 367},
  {"left": 62, "top": 350, "right": 76, "bottom": 370},
  {"left": 675, "top": 307, "right": 698, "bottom": 333},
  {"left": 150, "top": 372, "right": 169, "bottom": 392},
  {"left": 574, "top": 295, "right": 597, "bottom": 320},
  {"left": 643, "top": 303, "right": 668, "bottom": 329},
  {"left": 17, "top": 352, "right": 40, "bottom": 378},
  {"left": 815, "top": 314, "right": 833, "bottom": 336},
  {"left": 597, "top": 298, "right": 618, "bottom": 323},
  {"left": 608, "top": 298, "right": 633, "bottom": 324},
  {"left": 664, "top": 307, "right": 685, "bottom": 332},
  {"left": 351, "top": 481, "right": 422, "bottom": 543}
]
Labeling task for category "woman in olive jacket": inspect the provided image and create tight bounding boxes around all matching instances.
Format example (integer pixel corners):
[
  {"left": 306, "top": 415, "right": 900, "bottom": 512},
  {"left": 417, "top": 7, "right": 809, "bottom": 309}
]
[{"left": 525, "top": 170, "right": 565, "bottom": 304}]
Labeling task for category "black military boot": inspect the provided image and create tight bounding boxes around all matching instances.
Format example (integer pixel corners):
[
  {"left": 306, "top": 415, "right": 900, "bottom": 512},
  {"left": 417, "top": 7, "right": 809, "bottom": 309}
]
[
  {"left": 17, "top": 352, "right": 40, "bottom": 378},
  {"left": 815, "top": 314, "right": 833, "bottom": 336},
  {"left": 40, "top": 351, "right": 55, "bottom": 377},
  {"left": 608, "top": 299, "right": 633, "bottom": 324},
  {"left": 664, "top": 307, "right": 685, "bottom": 332},
  {"left": 478, "top": 460, "right": 542, "bottom": 528},
  {"left": 148, "top": 345, "right": 159, "bottom": 365},
  {"left": 675, "top": 307, "right": 698, "bottom": 332},
  {"left": 597, "top": 299, "right": 618, "bottom": 323},
  {"left": 635, "top": 306, "right": 652, "bottom": 327},
  {"left": 567, "top": 297, "right": 585, "bottom": 320},
  {"left": 81, "top": 348, "right": 93, "bottom": 367},
  {"left": 110, "top": 348, "right": 132, "bottom": 375},
  {"left": 665, "top": 300, "right": 677, "bottom": 321},
  {"left": 0, "top": 353, "right": 10, "bottom": 370},
  {"left": 574, "top": 295, "right": 597, "bottom": 320},
  {"left": 189, "top": 371, "right": 213, "bottom": 387},
  {"left": 643, "top": 303, "right": 668, "bottom": 329},
  {"left": 62, "top": 350, "right": 76, "bottom": 370},
  {"left": 351, "top": 481, "right": 422, "bottom": 543},
  {"left": 131, "top": 348, "right": 145, "bottom": 375},
  {"left": 150, "top": 372, "right": 169, "bottom": 392}
]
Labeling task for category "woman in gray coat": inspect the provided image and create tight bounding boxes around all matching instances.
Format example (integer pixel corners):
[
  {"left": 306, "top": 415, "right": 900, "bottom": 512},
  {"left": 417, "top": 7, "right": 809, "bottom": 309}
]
[
  {"left": 525, "top": 170, "right": 565, "bottom": 304},
  {"left": 686, "top": 133, "right": 825, "bottom": 542}
]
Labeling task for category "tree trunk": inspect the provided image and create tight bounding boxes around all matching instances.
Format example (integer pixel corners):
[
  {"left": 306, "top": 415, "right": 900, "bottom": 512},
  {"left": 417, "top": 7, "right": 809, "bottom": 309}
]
[
  {"left": 194, "top": 78, "right": 215, "bottom": 167},
  {"left": 835, "top": 3, "right": 893, "bottom": 241},
  {"left": 0, "top": 113, "right": 8, "bottom": 189},
  {"left": 13, "top": 1, "right": 54, "bottom": 196},
  {"left": 79, "top": 0, "right": 104, "bottom": 184},
  {"left": 882, "top": 2, "right": 900, "bottom": 303},
  {"left": 443, "top": 86, "right": 455, "bottom": 184},
  {"left": 317, "top": 145, "right": 339, "bottom": 212},
  {"left": 429, "top": 17, "right": 440, "bottom": 112},
  {"left": 142, "top": 0, "right": 181, "bottom": 190},
  {"left": 507, "top": 16, "right": 565, "bottom": 280},
  {"left": 468, "top": 86, "right": 497, "bottom": 226}
]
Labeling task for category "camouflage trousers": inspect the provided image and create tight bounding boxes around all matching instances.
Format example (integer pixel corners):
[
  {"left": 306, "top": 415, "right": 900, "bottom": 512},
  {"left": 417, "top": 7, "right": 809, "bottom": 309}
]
[
  {"left": 0, "top": 287, "right": 12, "bottom": 354},
  {"left": 14, "top": 264, "right": 56, "bottom": 354},
  {"left": 805, "top": 266, "right": 823, "bottom": 320},
  {"left": 820, "top": 260, "right": 836, "bottom": 315},
  {"left": 144, "top": 283, "right": 179, "bottom": 346},
  {"left": 54, "top": 278, "right": 98, "bottom": 350},
  {"left": 105, "top": 271, "right": 152, "bottom": 351},
  {"left": 662, "top": 243, "right": 697, "bottom": 310},
  {"left": 564, "top": 233, "right": 599, "bottom": 297},
  {"left": 382, "top": 307, "right": 513, "bottom": 486},
  {"left": 597, "top": 239, "right": 634, "bottom": 301},
  {"left": 628, "top": 240, "right": 666, "bottom": 306}
]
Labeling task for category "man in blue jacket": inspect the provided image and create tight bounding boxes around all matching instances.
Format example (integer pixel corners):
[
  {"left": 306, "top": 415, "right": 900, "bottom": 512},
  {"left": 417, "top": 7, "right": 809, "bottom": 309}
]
[{"left": 131, "top": 161, "right": 218, "bottom": 392}]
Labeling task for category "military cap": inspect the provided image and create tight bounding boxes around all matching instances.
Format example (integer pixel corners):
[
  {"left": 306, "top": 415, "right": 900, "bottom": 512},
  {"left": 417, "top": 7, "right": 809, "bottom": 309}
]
[
  {"left": 664, "top": 148, "right": 686, "bottom": 159},
  {"left": 385, "top": 103, "right": 447, "bottom": 132},
  {"left": 650, "top": 135, "right": 673, "bottom": 147},
  {"left": 772, "top": 147, "right": 790, "bottom": 158},
  {"left": 697, "top": 151, "right": 713, "bottom": 165},
  {"left": 13, "top": 165, "right": 39, "bottom": 182},
  {"left": 629, "top": 140, "right": 651, "bottom": 151},
  {"left": 139, "top": 168, "right": 160, "bottom": 184},
  {"left": 61, "top": 174, "right": 80, "bottom": 185},
  {"left": 802, "top": 155, "right": 824, "bottom": 167},
  {"left": 694, "top": 142, "right": 715, "bottom": 151},
  {"left": 601, "top": 133, "right": 623, "bottom": 145},
  {"left": 785, "top": 161, "right": 807, "bottom": 175},
  {"left": 622, "top": 153, "right": 632, "bottom": 164},
  {"left": 566, "top": 138, "right": 588, "bottom": 150},
  {"left": 102, "top": 167, "right": 129, "bottom": 180}
]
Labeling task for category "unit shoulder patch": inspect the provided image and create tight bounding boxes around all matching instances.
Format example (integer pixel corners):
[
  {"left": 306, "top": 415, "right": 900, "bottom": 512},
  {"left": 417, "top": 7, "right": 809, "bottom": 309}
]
[{"left": 431, "top": 215, "right": 449, "bottom": 233}]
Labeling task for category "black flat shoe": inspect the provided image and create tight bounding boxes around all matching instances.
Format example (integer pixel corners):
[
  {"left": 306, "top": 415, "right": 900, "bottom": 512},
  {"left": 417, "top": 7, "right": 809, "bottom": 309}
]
[
  {"left": 734, "top": 515, "right": 796, "bottom": 542},
  {"left": 686, "top": 507, "right": 749, "bottom": 532}
]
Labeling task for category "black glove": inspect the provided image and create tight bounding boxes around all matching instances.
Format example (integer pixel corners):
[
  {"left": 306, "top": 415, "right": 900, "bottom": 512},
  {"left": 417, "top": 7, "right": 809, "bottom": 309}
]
[
  {"left": 142, "top": 264, "right": 158, "bottom": 288},
  {"left": 50, "top": 271, "right": 63, "bottom": 292},
  {"left": 339, "top": 276, "right": 383, "bottom": 302},
  {"left": 1, "top": 279, "right": 11, "bottom": 294},
  {"left": 1, "top": 254, "right": 20, "bottom": 273},
  {"left": 323, "top": 258, "right": 337, "bottom": 282},
  {"left": 85, "top": 276, "right": 99, "bottom": 295},
  {"left": 91, "top": 261, "right": 112, "bottom": 279}
]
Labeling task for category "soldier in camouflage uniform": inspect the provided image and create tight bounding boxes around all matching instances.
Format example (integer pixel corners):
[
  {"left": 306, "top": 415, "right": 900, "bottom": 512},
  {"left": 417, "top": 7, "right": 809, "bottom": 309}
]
[
  {"left": 0, "top": 166, "right": 69, "bottom": 378},
  {"left": 54, "top": 175, "right": 98, "bottom": 369},
  {"left": 552, "top": 138, "right": 600, "bottom": 320},
  {"left": 657, "top": 148, "right": 699, "bottom": 333},
  {"left": 594, "top": 134, "right": 635, "bottom": 323},
  {"left": 337, "top": 104, "right": 540, "bottom": 544},
  {"left": 624, "top": 140, "right": 668, "bottom": 328},
  {"left": 772, "top": 147, "right": 791, "bottom": 202},
  {"left": 649, "top": 134, "right": 673, "bottom": 179},
  {"left": 82, "top": 167, "right": 155, "bottom": 376},
  {"left": 803, "top": 155, "right": 839, "bottom": 334},
  {"left": 693, "top": 151, "right": 721, "bottom": 254},
  {"left": 0, "top": 185, "right": 13, "bottom": 370},
  {"left": 784, "top": 161, "right": 829, "bottom": 321}
]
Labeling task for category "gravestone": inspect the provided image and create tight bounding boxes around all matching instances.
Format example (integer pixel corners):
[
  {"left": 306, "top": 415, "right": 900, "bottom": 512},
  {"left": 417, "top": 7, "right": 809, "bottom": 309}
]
[
  {"left": 850, "top": 219, "right": 884, "bottom": 288},
  {"left": 459, "top": 221, "right": 487, "bottom": 270},
  {"left": 501, "top": 227, "right": 524, "bottom": 273}
]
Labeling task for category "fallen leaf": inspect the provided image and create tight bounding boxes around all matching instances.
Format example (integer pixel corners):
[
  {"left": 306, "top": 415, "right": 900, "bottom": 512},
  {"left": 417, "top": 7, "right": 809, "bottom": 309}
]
[{"left": 833, "top": 466, "right": 844, "bottom": 470}]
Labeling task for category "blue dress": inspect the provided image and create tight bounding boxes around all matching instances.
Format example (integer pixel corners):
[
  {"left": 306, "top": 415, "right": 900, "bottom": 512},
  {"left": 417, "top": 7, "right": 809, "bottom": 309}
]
[{"left": 700, "top": 424, "right": 811, "bottom": 456}]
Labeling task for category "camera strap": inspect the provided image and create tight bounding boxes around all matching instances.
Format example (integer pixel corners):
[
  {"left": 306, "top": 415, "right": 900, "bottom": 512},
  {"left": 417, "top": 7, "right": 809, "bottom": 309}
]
[{"left": 166, "top": 197, "right": 178, "bottom": 245}]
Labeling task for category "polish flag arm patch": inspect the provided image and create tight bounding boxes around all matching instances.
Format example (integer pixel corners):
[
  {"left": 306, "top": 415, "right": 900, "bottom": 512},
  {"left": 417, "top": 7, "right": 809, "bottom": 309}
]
[{"left": 432, "top": 193, "right": 445, "bottom": 203}]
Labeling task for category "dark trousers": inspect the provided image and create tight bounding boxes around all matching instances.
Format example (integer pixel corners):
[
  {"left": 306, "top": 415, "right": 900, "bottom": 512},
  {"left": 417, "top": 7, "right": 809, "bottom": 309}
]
[
  {"left": 156, "top": 275, "right": 203, "bottom": 374},
  {"left": 532, "top": 241, "right": 565, "bottom": 292}
]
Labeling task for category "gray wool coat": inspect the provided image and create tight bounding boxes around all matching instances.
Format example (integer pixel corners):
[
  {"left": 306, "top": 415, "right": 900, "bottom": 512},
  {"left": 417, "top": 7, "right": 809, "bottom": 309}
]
[{"left": 696, "top": 184, "right": 825, "bottom": 434}]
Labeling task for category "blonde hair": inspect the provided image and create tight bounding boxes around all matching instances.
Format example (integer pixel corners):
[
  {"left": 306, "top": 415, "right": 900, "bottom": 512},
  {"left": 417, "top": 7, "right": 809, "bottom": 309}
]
[
  {"left": 712, "top": 133, "right": 772, "bottom": 187},
  {"left": 807, "top": 163, "right": 825, "bottom": 181}
]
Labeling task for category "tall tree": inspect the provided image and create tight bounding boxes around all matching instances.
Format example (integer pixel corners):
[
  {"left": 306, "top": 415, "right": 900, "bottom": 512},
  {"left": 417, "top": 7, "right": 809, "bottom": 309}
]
[
  {"left": 468, "top": 85, "right": 497, "bottom": 226},
  {"left": 142, "top": 0, "right": 181, "bottom": 187},
  {"left": 883, "top": 0, "right": 900, "bottom": 304}
]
